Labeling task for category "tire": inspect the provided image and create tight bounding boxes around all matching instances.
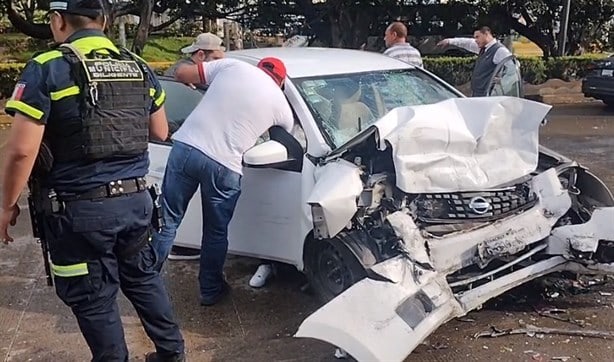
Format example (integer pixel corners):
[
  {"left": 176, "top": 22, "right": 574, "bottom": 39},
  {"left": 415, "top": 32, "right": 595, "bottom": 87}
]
[
  {"left": 603, "top": 99, "right": 614, "bottom": 108},
  {"left": 305, "top": 234, "right": 367, "bottom": 303}
]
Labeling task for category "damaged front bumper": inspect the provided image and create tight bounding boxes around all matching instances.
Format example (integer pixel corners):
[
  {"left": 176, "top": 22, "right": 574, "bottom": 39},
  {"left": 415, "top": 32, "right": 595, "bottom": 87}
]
[{"left": 295, "top": 169, "right": 614, "bottom": 361}]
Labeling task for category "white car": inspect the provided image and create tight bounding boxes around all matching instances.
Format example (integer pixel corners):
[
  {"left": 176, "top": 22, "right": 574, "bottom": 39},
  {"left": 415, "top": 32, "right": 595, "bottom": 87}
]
[{"left": 148, "top": 48, "right": 614, "bottom": 362}]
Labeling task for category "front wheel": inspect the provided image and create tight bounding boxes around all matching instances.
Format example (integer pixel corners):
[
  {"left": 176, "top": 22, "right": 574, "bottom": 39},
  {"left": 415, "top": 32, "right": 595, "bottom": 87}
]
[{"left": 305, "top": 235, "right": 367, "bottom": 303}]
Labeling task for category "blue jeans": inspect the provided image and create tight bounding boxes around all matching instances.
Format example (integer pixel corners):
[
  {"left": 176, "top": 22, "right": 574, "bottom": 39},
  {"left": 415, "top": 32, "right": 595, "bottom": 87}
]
[{"left": 152, "top": 141, "right": 241, "bottom": 300}]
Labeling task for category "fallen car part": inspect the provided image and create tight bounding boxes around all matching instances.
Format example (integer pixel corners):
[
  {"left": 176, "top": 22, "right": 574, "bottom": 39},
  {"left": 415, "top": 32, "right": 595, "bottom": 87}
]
[
  {"left": 474, "top": 320, "right": 614, "bottom": 339},
  {"left": 534, "top": 308, "right": 587, "bottom": 327}
]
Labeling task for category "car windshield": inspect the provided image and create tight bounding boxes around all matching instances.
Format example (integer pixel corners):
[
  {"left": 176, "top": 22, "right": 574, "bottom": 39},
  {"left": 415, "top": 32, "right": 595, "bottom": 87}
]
[
  {"left": 293, "top": 68, "right": 460, "bottom": 147},
  {"left": 159, "top": 79, "right": 204, "bottom": 134}
]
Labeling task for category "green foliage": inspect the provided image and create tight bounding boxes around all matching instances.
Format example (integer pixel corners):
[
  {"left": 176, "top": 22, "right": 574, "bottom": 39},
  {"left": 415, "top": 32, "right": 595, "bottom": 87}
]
[
  {"left": 0, "top": 63, "right": 26, "bottom": 98},
  {"left": 0, "top": 62, "right": 174, "bottom": 98},
  {"left": 0, "top": 34, "right": 192, "bottom": 63},
  {"left": 422, "top": 56, "right": 477, "bottom": 85},
  {"left": 139, "top": 37, "right": 194, "bottom": 62},
  {"left": 0, "top": 53, "right": 608, "bottom": 98},
  {"left": 423, "top": 54, "right": 608, "bottom": 85}
]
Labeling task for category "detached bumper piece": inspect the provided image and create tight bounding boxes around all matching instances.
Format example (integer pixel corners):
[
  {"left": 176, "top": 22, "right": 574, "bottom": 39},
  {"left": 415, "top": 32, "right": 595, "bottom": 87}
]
[{"left": 295, "top": 257, "right": 462, "bottom": 362}]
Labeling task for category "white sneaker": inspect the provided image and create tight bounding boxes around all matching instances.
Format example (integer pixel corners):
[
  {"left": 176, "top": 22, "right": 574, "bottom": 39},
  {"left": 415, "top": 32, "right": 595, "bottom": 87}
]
[{"left": 249, "top": 264, "right": 273, "bottom": 288}]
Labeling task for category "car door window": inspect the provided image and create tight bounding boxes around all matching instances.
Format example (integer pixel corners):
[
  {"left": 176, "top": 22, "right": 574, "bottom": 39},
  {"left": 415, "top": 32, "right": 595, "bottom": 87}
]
[
  {"left": 159, "top": 79, "right": 205, "bottom": 136},
  {"left": 488, "top": 56, "right": 523, "bottom": 98}
]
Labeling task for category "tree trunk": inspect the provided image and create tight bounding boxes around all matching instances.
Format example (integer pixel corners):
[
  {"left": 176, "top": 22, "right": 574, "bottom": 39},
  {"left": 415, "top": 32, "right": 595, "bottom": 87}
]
[
  {"left": 7, "top": 6, "right": 52, "bottom": 39},
  {"left": 131, "top": 0, "right": 154, "bottom": 56},
  {"left": 329, "top": 13, "right": 343, "bottom": 48},
  {"left": 118, "top": 17, "right": 127, "bottom": 48},
  {"left": 489, "top": 6, "right": 555, "bottom": 58}
]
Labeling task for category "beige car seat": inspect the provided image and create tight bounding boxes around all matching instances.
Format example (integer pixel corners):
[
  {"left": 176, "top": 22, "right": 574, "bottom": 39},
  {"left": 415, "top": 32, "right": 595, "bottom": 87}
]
[{"left": 332, "top": 86, "right": 374, "bottom": 132}]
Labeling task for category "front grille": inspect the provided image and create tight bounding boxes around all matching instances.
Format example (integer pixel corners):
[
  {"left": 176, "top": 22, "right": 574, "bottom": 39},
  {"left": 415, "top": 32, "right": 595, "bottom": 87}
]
[{"left": 410, "top": 181, "right": 538, "bottom": 223}]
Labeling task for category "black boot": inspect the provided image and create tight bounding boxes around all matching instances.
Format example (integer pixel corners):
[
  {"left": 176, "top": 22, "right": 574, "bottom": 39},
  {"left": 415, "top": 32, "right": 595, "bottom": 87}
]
[{"left": 145, "top": 352, "right": 186, "bottom": 362}]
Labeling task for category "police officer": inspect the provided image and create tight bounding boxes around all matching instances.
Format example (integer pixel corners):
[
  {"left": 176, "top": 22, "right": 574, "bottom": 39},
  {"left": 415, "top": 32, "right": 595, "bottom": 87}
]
[{"left": 0, "top": 1, "right": 185, "bottom": 361}]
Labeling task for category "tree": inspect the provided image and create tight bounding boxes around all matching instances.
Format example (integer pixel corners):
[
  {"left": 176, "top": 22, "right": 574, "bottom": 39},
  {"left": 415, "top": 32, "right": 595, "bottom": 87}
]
[
  {"left": 1, "top": 0, "right": 53, "bottom": 38},
  {"left": 476, "top": 0, "right": 614, "bottom": 57}
]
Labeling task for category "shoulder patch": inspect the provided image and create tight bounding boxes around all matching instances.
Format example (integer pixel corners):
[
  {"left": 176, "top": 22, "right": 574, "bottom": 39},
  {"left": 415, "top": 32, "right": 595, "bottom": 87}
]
[
  {"left": 10, "top": 82, "right": 26, "bottom": 101},
  {"left": 83, "top": 58, "right": 145, "bottom": 82}
]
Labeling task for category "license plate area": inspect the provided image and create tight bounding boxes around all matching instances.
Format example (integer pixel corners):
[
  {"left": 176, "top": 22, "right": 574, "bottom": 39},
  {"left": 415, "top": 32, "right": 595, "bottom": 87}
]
[
  {"left": 602, "top": 69, "right": 613, "bottom": 77},
  {"left": 476, "top": 225, "right": 545, "bottom": 266}
]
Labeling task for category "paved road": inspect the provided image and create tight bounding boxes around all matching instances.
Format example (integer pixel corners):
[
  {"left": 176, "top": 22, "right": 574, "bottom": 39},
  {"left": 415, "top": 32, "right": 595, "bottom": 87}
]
[{"left": 0, "top": 102, "right": 613, "bottom": 362}]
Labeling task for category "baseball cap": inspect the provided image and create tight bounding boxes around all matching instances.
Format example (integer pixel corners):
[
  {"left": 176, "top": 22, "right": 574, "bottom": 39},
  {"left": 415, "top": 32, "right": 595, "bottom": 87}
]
[
  {"left": 257, "top": 57, "right": 287, "bottom": 87},
  {"left": 181, "top": 33, "right": 225, "bottom": 54},
  {"left": 48, "top": 0, "right": 105, "bottom": 18}
]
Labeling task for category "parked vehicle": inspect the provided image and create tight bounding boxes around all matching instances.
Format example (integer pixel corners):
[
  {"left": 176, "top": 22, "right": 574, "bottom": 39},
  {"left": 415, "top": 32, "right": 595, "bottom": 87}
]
[
  {"left": 148, "top": 48, "right": 614, "bottom": 362},
  {"left": 582, "top": 55, "right": 614, "bottom": 107}
]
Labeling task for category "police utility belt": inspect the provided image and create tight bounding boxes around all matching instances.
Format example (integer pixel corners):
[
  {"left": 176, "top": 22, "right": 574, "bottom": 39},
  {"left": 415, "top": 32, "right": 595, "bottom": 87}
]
[
  {"left": 58, "top": 177, "right": 148, "bottom": 202},
  {"left": 47, "top": 178, "right": 165, "bottom": 232}
]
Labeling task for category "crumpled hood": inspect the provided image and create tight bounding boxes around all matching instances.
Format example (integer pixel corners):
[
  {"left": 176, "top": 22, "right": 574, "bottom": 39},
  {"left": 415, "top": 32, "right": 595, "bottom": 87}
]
[{"left": 371, "top": 96, "right": 552, "bottom": 193}]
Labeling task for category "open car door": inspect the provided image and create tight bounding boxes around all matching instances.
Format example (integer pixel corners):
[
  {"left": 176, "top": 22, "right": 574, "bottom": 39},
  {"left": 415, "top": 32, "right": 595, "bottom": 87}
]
[{"left": 487, "top": 55, "right": 523, "bottom": 98}]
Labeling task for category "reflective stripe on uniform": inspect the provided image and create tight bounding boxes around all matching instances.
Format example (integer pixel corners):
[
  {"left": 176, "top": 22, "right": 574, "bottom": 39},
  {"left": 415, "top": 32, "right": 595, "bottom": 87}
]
[
  {"left": 51, "top": 262, "right": 89, "bottom": 277},
  {"left": 71, "top": 36, "right": 120, "bottom": 55},
  {"left": 151, "top": 89, "right": 166, "bottom": 107},
  {"left": 33, "top": 50, "right": 63, "bottom": 64},
  {"left": 5, "top": 100, "right": 44, "bottom": 120},
  {"left": 33, "top": 37, "right": 120, "bottom": 66},
  {"left": 50, "top": 85, "right": 80, "bottom": 101}
]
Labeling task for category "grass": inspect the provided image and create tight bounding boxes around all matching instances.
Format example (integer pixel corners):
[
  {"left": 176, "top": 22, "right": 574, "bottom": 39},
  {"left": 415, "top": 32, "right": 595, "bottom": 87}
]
[
  {"left": 513, "top": 40, "right": 544, "bottom": 57},
  {"left": 137, "top": 36, "right": 194, "bottom": 62},
  {"left": 0, "top": 34, "right": 192, "bottom": 62}
]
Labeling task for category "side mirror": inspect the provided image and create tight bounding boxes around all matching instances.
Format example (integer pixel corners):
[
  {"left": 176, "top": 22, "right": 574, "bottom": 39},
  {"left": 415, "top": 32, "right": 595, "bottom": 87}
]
[{"left": 243, "top": 140, "right": 289, "bottom": 167}]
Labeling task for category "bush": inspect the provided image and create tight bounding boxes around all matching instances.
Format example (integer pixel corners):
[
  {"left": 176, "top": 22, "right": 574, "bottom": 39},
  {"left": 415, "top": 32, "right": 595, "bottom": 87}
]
[
  {"left": 423, "top": 54, "right": 608, "bottom": 86},
  {"left": 422, "top": 56, "right": 476, "bottom": 86},
  {"left": 0, "top": 63, "right": 26, "bottom": 98},
  {"left": 0, "top": 62, "right": 175, "bottom": 98},
  {"left": 518, "top": 57, "right": 548, "bottom": 84},
  {"left": 0, "top": 54, "right": 608, "bottom": 98}
]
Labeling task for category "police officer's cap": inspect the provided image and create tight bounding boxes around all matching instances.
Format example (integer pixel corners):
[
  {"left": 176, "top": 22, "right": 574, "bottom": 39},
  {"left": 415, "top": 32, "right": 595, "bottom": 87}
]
[{"left": 49, "top": 0, "right": 105, "bottom": 18}]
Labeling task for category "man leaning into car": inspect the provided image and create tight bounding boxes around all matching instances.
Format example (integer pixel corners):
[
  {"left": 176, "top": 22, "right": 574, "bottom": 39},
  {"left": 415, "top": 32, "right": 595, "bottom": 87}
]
[{"left": 152, "top": 57, "right": 294, "bottom": 306}]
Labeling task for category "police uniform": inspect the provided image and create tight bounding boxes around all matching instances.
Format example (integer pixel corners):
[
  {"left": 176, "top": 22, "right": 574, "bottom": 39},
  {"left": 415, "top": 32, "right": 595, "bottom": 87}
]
[{"left": 4, "top": 1, "right": 184, "bottom": 361}]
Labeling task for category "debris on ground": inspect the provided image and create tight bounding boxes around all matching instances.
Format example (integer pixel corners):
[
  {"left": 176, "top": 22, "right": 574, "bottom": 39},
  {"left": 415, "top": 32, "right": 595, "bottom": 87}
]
[
  {"left": 524, "top": 350, "right": 545, "bottom": 361},
  {"left": 551, "top": 357, "right": 571, "bottom": 361},
  {"left": 474, "top": 320, "right": 614, "bottom": 339},
  {"left": 430, "top": 341, "right": 449, "bottom": 350},
  {"left": 535, "top": 307, "right": 587, "bottom": 327}
]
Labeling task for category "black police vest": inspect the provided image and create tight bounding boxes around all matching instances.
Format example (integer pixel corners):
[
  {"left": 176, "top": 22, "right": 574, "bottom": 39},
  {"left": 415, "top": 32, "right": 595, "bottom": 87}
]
[{"left": 46, "top": 42, "right": 151, "bottom": 164}]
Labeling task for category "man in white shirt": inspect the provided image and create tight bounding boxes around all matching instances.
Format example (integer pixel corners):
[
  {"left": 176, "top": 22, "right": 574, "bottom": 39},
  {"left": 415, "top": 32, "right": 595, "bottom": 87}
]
[
  {"left": 152, "top": 57, "right": 294, "bottom": 306},
  {"left": 437, "top": 26, "right": 513, "bottom": 96},
  {"left": 383, "top": 22, "right": 423, "bottom": 68}
]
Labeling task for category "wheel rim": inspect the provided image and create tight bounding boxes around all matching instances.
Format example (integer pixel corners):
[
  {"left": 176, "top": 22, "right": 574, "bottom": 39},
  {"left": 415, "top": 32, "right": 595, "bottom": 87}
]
[{"left": 315, "top": 243, "right": 352, "bottom": 296}]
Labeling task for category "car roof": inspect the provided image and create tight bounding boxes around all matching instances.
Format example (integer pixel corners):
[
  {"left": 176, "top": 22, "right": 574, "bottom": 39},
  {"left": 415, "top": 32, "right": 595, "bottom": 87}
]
[{"left": 226, "top": 47, "right": 412, "bottom": 78}]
